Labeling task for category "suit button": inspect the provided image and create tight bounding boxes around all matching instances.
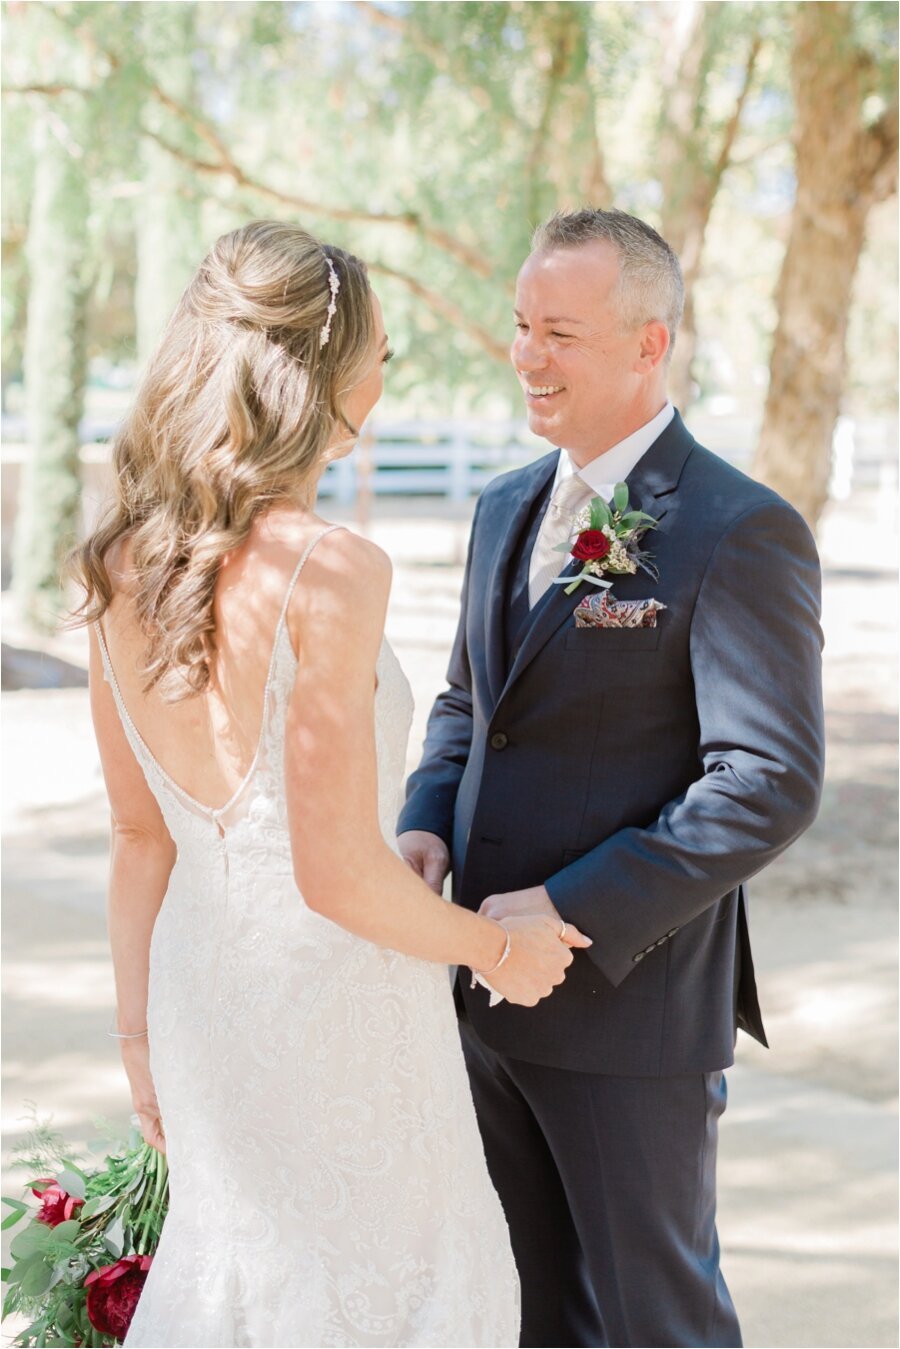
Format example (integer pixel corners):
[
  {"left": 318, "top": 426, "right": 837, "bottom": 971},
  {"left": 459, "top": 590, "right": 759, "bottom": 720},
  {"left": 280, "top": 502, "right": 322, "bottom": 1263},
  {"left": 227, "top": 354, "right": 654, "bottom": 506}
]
[
  {"left": 667, "top": 928, "right": 678, "bottom": 938},
  {"left": 490, "top": 732, "right": 509, "bottom": 750}
]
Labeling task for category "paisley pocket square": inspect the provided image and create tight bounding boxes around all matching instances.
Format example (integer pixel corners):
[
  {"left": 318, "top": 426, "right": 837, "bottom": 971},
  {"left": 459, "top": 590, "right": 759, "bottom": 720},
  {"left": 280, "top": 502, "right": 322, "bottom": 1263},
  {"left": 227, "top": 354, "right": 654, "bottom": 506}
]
[{"left": 574, "top": 592, "right": 667, "bottom": 629}]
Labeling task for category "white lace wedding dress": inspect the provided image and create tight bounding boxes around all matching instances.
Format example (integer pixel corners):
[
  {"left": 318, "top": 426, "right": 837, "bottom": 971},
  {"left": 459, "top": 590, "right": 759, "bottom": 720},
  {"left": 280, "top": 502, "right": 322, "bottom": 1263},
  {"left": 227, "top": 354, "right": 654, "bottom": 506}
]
[{"left": 96, "top": 525, "right": 519, "bottom": 1348}]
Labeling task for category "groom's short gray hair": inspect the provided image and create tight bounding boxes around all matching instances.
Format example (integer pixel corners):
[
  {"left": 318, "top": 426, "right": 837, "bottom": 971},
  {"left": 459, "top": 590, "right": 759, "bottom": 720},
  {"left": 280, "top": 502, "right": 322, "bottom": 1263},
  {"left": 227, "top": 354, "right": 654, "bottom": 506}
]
[{"left": 532, "top": 209, "right": 684, "bottom": 353}]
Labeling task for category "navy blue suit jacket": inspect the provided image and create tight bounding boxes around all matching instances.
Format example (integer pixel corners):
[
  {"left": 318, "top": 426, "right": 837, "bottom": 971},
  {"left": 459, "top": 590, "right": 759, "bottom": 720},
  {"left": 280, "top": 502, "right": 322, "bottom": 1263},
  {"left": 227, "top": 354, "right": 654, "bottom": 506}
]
[{"left": 398, "top": 412, "right": 825, "bottom": 1076}]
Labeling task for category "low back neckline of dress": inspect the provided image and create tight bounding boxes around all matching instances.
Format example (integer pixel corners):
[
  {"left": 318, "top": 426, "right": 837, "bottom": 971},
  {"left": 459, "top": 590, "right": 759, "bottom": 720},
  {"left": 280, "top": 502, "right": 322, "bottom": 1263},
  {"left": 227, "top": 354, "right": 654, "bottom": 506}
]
[{"left": 93, "top": 523, "right": 346, "bottom": 826}]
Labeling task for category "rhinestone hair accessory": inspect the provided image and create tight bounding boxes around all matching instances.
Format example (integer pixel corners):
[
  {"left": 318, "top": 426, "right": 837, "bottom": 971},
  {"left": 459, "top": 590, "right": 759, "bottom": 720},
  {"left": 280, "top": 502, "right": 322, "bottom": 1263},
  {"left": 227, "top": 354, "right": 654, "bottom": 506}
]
[{"left": 319, "top": 254, "right": 341, "bottom": 348}]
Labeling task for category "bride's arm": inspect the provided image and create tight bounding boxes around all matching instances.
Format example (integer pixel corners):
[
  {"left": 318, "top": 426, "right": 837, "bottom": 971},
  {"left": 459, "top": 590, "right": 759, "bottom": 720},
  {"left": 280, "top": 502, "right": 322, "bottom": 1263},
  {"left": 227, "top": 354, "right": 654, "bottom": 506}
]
[
  {"left": 88, "top": 627, "right": 175, "bottom": 1151},
  {"left": 285, "top": 530, "right": 588, "bottom": 1003}
]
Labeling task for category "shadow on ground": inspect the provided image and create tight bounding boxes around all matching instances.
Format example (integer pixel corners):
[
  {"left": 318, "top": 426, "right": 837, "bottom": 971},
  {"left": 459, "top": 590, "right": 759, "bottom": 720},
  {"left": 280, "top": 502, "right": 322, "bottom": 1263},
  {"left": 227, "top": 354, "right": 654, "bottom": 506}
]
[{"left": 1, "top": 643, "right": 89, "bottom": 690}]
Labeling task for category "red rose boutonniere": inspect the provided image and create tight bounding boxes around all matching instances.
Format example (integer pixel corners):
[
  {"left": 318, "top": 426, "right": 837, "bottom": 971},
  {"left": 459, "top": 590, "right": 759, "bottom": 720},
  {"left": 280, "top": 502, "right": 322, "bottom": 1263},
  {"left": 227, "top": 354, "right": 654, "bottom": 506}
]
[{"left": 553, "top": 481, "right": 660, "bottom": 595}]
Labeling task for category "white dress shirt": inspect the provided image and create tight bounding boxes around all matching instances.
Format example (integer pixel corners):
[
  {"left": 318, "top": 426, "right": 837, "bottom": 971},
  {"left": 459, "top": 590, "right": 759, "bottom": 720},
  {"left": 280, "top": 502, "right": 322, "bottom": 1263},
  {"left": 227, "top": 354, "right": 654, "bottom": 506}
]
[{"left": 550, "top": 400, "right": 675, "bottom": 502}]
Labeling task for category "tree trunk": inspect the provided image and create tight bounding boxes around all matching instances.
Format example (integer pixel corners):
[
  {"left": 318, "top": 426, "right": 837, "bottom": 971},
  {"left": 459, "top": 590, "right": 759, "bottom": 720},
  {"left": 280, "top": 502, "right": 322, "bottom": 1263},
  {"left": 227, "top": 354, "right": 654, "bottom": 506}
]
[
  {"left": 12, "top": 111, "right": 89, "bottom": 628},
  {"left": 658, "top": 3, "right": 760, "bottom": 411},
  {"left": 525, "top": 3, "right": 612, "bottom": 223},
  {"left": 135, "top": 3, "right": 202, "bottom": 363},
  {"left": 753, "top": 2, "right": 898, "bottom": 528}
]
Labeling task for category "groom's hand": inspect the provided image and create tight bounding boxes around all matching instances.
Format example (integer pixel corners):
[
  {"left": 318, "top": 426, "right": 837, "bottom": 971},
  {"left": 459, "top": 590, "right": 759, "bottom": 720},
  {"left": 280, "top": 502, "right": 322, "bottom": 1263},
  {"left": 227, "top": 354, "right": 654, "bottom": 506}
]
[
  {"left": 398, "top": 830, "right": 450, "bottom": 895},
  {"left": 479, "top": 885, "right": 560, "bottom": 923}
]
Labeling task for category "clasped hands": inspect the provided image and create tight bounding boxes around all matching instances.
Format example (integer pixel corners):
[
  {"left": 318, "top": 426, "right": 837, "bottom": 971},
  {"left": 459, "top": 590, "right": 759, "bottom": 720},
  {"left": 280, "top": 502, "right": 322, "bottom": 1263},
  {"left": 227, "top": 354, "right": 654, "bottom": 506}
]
[
  {"left": 397, "top": 831, "right": 591, "bottom": 1007},
  {"left": 476, "top": 884, "right": 592, "bottom": 1006}
]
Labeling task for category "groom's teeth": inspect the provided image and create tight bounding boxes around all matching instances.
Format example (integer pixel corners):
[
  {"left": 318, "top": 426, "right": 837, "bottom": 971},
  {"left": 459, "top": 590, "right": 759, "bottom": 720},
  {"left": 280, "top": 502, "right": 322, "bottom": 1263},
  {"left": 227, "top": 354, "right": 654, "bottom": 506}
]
[{"left": 527, "top": 386, "right": 564, "bottom": 396}]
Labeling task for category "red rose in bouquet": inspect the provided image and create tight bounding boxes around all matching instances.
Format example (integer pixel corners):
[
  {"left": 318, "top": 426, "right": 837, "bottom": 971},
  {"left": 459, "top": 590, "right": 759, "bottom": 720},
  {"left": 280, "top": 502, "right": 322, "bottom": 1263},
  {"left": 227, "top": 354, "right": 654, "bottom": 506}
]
[
  {"left": 4, "top": 1125, "right": 168, "bottom": 1348},
  {"left": 571, "top": 530, "right": 611, "bottom": 563},
  {"left": 86, "top": 1254, "right": 153, "bottom": 1340},
  {"left": 31, "top": 1178, "right": 84, "bottom": 1227}
]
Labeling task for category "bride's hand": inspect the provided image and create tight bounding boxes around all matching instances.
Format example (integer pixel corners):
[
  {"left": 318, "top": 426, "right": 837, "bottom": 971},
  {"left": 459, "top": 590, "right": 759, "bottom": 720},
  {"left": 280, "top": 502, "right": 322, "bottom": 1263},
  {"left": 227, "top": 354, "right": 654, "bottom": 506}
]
[
  {"left": 120, "top": 1038, "right": 166, "bottom": 1154},
  {"left": 484, "top": 914, "right": 592, "bottom": 1007}
]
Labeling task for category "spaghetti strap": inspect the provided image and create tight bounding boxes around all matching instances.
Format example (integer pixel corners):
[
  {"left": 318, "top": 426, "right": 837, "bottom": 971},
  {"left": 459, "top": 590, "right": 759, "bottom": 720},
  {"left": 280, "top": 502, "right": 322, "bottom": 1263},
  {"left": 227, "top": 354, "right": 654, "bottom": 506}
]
[
  {"left": 271, "top": 522, "right": 345, "bottom": 657},
  {"left": 93, "top": 617, "right": 142, "bottom": 746}
]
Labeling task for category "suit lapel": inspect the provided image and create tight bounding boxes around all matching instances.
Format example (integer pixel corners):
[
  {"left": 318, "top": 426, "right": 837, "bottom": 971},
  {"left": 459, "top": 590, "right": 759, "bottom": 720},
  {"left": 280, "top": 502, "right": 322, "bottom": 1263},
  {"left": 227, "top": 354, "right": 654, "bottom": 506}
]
[
  {"left": 497, "top": 411, "right": 697, "bottom": 701},
  {"left": 482, "top": 451, "right": 559, "bottom": 706}
]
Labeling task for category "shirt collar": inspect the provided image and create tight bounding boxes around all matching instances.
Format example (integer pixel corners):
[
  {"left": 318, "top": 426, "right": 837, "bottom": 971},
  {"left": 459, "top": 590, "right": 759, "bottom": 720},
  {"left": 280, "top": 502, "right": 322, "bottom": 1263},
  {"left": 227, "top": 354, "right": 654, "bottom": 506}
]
[{"left": 554, "top": 401, "right": 675, "bottom": 497}]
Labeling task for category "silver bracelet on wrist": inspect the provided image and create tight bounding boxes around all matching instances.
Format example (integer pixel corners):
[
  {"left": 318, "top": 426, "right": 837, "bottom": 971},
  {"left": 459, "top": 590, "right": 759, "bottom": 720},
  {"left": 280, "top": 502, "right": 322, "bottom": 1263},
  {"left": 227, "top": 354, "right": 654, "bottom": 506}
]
[
  {"left": 108, "top": 1027, "right": 149, "bottom": 1039},
  {"left": 470, "top": 920, "right": 511, "bottom": 989}
]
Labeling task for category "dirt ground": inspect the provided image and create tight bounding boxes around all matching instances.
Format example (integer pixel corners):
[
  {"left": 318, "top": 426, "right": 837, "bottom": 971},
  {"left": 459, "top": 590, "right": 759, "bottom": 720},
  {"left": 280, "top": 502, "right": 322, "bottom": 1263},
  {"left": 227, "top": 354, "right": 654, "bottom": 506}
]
[{"left": 2, "top": 486, "right": 897, "bottom": 1348}]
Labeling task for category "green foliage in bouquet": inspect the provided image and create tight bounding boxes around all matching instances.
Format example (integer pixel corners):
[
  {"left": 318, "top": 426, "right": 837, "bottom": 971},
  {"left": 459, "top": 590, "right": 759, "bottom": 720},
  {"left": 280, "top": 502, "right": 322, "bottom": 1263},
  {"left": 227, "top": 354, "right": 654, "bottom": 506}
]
[{"left": 2, "top": 1118, "right": 168, "bottom": 1347}]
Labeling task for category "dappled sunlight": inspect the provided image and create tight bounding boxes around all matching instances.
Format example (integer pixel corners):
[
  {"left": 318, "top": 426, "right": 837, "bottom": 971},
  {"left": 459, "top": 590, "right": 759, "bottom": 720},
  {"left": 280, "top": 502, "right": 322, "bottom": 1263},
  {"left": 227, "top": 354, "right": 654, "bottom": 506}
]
[
  {"left": 4, "top": 959, "right": 116, "bottom": 1011},
  {"left": 1, "top": 690, "right": 105, "bottom": 835},
  {"left": 792, "top": 985, "right": 879, "bottom": 1031},
  {"left": 723, "top": 1248, "right": 897, "bottom": 1349},
  {"left": 722, "top": 1147, "right": 896, "bottom": 1252},
  {"left": 2, "top": 1056, "right": 127, "bottom": 1129},
  {"left": 736, "top": 932, "right": 898, "bottom": 1104},
  {"left": 1, "top": 1058, "right": 133, "bottom": 1202},
  {"left": 719, "top": 1108, "right": 898, "bottom": 1344}
]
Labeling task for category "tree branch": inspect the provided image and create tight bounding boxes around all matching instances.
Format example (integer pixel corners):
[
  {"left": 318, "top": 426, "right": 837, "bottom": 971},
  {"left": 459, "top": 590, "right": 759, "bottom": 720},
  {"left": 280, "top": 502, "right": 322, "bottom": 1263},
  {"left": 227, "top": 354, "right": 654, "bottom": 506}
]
[
  {"left": 353, "top": 2, "right": 472, "bottom": 86},
  {"left": 710, "top": 32, "right": 763, "bottom": 190},
  {"left": 660, "top": 2, "right": 712, "bottom": 145},
  {"left": 143, "top": 132, "right": 514, "bottom": 356},
  {"left": 367, "top": 261, "right": 509, "bottom": 362},
  {"left": 861, "top": 99, "right": 899, "bottom": 204},
  {"left": 48, "top": 2, "right": 234, "bottom": 164},
  {"left": 352, "top": 1, "right": 500, "bottom": 119},
  {"left": 526, "top": 7, "right": 574, "bottom": 218},
  {"left": 2, "top": 83, "right": 92, "bottom": 96},
  {"left": 49, "top": 1, "right": 496, "bottom": 278},
  {"left": 142, "top": 129, "right": 495, "bottom": 278},
  {"left": 727, "top": 133, "right": 789, "bottom": 169}
]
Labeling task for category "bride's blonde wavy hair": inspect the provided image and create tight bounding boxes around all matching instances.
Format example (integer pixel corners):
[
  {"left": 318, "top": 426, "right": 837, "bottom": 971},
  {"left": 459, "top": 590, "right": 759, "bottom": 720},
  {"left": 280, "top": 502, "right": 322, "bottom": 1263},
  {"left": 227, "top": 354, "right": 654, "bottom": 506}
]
[{"left": 70, "top": 221, "right": 375, "bottom": 699}]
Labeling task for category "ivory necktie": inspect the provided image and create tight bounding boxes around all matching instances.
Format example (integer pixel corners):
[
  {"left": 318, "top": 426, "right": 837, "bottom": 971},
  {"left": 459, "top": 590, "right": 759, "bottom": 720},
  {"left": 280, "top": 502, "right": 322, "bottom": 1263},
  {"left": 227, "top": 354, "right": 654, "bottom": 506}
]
[{"left": 528, "top": 472, "right": 589, "bottom": 608}]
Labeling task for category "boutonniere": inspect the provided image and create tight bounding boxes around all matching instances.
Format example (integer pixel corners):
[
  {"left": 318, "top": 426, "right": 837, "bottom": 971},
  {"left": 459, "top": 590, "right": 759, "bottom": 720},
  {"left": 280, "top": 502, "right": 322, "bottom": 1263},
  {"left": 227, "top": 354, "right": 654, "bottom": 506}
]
[{"left": 553, "top": 482, "right": 660, "bottom": 596}]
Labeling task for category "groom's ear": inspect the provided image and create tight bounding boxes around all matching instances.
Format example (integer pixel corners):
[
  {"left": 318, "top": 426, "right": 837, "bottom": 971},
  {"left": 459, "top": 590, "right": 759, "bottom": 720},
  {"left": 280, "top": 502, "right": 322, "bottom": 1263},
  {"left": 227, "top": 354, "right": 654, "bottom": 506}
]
[{"left": 635, "top": 320, "right": 670, "bottom": 372}]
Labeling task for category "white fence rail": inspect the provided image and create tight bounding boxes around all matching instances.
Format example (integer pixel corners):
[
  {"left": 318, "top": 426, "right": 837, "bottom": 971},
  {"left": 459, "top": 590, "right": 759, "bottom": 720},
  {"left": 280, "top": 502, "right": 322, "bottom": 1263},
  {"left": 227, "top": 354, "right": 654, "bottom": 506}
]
[
  {"left": 2, "top": 414, "right": 897, "bottom": 501},
  {"left": 321, "top": 421, "right": 539, "bottom": 502},
  {"left": 0, "top": 420, "right": 543, "bottom": 503}
]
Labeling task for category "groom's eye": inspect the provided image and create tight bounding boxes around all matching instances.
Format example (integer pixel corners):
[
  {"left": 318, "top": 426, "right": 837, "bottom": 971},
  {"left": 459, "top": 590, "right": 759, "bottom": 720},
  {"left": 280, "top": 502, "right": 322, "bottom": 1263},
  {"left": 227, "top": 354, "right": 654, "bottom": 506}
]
[
  {"left": 551, "top": 331, "right": 572, "bottom": 339},
  {"left": 514, "top": 322, "right": 528, "bottom": 331}
]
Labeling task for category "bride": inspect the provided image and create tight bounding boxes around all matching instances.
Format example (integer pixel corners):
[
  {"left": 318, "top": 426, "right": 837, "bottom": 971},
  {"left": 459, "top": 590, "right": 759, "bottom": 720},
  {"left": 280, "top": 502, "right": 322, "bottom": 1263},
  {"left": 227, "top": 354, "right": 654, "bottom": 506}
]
[{"left": 71, "top": 221, "right": 589, "bottom": 1348}]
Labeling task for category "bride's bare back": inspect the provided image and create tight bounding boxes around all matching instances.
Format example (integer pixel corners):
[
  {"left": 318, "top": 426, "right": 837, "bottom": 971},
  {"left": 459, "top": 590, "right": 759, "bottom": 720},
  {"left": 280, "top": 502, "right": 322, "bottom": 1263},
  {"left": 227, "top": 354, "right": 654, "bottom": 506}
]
[{"left": 99, "top": 509, "right": 336, "bottom": 813}]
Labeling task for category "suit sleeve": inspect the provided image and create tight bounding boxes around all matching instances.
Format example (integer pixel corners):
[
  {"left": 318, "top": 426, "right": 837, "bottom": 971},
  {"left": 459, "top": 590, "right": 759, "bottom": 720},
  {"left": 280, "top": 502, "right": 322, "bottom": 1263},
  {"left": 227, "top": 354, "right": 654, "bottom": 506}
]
[
  {"left": 545, "top": 499, "right": 825, "bottom": 987},
  {"left": 397, "top": 496, "right": 482, "bottom": 846}
]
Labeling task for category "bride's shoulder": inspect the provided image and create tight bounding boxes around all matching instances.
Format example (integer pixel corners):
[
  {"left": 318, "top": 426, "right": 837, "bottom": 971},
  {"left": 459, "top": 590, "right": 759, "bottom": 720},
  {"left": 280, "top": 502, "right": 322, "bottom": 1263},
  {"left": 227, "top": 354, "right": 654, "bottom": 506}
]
[
  {"left": 287, "top": 527, "right": 391, "bottom": 663},
  {"left": 303, "top": 525, "right": 392, "bottom": 609},
  {"left": 258, "top": 509, "right": 391, "bottom": 591},
  {"left": 266, "top": 516, "right": 392, "bottom": 650}
]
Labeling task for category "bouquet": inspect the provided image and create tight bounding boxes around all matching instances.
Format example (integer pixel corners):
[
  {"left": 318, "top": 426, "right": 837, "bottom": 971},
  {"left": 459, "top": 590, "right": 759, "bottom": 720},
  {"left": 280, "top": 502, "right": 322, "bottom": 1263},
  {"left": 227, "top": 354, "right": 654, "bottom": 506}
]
[{"left": 2, "top": 1118, "right": 168, "bottom": 1347}]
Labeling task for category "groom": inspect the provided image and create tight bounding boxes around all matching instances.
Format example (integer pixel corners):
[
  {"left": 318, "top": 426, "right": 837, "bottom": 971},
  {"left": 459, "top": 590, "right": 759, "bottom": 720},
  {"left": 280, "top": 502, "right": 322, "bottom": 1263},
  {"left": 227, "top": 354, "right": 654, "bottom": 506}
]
[{"left": 398, "top": 209, "right": 825, "bottom": 1348}]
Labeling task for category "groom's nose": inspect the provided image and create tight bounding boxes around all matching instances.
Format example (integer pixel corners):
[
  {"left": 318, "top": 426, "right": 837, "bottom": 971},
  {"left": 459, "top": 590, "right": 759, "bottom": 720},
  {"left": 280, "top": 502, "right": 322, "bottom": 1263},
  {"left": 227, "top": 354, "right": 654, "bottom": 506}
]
[{"left": 512, "top": 332, "right": 549, "bottom": 370}]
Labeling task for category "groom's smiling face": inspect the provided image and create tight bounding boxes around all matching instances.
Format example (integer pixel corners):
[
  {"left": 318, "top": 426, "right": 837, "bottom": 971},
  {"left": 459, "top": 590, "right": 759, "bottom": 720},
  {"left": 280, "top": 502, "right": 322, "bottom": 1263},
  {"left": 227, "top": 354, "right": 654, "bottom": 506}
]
[{"left": 512, "top": 241, "right": 668, "bottom": 463}]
